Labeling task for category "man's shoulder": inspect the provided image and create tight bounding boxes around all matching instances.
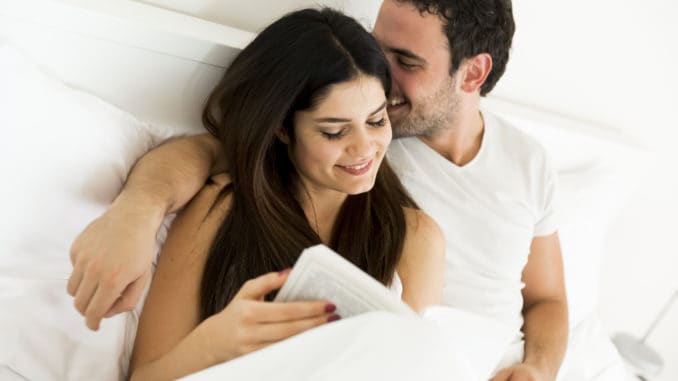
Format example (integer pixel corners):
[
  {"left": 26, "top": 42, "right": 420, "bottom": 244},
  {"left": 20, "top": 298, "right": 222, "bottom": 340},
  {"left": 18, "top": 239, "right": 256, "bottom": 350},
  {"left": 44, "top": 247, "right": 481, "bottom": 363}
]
[
  {"left": 388, "top": 136, "right": 421, "bottom": 153},
  {"left": 387, "top": 137, "right": 433, "bottom": 173},
  {"left": 484, "top": 110, "right": 549, "bottom": 162}
]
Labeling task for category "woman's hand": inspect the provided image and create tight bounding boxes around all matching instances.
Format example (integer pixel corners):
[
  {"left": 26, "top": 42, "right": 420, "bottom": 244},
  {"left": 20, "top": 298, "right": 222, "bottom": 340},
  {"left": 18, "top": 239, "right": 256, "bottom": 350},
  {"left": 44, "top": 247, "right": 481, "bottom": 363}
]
[
  {"left": 199, "top": 270, "right": 340, "bottom": 364},
  {"left": 67, "top": 197, "right": 165, "bottom": 330}
]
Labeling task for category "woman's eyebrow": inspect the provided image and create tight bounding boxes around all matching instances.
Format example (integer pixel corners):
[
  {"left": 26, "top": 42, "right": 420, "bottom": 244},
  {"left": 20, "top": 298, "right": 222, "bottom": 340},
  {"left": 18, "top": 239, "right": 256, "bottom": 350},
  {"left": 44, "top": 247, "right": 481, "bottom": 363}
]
[
  {"left": 314, "top": 117, "right": 351, "bottom": 123},
  {"left": 314, "top": 101, "right": 387, "bottom": 123},
  {"left": 369, "top": 101, "right": 387, "bottom": 116}
]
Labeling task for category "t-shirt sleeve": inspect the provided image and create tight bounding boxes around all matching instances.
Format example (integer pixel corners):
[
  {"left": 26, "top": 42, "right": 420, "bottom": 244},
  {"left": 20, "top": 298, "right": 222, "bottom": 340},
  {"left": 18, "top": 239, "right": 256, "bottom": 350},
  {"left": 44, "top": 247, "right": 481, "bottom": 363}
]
[{"left": 534, "top": 152, "right": 559, "bottom": 237}]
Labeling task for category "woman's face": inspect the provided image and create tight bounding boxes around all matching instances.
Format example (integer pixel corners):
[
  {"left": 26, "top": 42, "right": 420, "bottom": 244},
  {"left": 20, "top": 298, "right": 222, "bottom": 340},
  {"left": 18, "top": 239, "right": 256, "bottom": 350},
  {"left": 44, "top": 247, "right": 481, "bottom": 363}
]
[{"left": 290, "top": 75, "right": 392, "bottom": 198}]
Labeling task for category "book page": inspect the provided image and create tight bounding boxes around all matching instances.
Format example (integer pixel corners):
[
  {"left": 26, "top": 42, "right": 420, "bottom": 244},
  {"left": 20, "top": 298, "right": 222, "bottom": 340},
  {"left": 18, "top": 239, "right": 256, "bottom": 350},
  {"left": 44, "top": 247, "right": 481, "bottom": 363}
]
[{"left": 274, "top": 245, "right": 417, "bottom": 318}]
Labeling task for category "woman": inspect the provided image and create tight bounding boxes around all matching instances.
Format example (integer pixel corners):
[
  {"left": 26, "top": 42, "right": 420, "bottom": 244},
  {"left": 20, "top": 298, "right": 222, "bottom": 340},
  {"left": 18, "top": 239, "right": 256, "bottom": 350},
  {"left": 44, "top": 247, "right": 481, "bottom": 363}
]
[{"left": 129, "top": 8, "right": 444, "bottom": 380}]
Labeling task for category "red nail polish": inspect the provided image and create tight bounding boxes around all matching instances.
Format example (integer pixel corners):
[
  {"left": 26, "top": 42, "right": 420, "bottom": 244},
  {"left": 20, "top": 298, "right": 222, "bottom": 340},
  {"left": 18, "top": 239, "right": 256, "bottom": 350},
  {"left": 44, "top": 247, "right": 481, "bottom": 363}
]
[
  {"left": 324, "top": 303, "right": 337, "bottom": 313},
  {"left": 278, "top": 268, "right": 291, "bottom": 276},
  {"left": 327, "top": 314, "right": 341, "bottom": 322}
]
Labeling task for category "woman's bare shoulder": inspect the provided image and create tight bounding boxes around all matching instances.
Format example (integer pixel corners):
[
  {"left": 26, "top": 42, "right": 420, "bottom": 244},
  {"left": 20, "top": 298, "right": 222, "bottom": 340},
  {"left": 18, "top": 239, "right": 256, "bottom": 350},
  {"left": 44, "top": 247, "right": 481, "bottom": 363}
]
[
  {"left": 402, "top": 207, "right": 442, "bottom": 239},
  {"left": 132, "top": 176, "right": 232, "bottom": 369},
  {"left": 400, "top": 207, "right": 445, "bottom": 268},
  {"left": 398, "top": 207, "right": 445, "bottom": 311},
  {"left": 159, "top": 173, "right": 233, "bottom": 269}
]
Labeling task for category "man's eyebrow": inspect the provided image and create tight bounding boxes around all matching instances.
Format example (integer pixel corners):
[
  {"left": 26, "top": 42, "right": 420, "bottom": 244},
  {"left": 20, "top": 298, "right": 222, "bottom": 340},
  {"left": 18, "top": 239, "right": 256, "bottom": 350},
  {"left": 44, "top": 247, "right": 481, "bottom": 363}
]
[
  {"left": 387, "top": 47, "right": 426, "bottom": 63},
  {"left": 314, "top": 101, "right": 387, "bottom": 123}
]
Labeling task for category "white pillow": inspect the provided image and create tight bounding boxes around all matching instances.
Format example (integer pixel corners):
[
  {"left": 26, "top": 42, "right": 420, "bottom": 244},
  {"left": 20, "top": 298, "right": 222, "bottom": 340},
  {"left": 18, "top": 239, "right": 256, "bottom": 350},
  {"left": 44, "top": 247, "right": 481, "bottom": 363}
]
[{"left": 0, "top": 44, "right": 190, "bottom": 380}]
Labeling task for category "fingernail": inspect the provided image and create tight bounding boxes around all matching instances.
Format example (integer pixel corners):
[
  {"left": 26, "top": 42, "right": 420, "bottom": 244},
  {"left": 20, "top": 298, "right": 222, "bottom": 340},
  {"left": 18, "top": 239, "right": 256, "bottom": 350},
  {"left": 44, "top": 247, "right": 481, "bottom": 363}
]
[
  {"left": 278, "top": 268, "right": 291, "bottom": 276},
  {"left": 327, "top": 314, "right": 341, "bottom": 322},
  {"left": 324, "top": 303, "right": 336, "bottom": 313}
]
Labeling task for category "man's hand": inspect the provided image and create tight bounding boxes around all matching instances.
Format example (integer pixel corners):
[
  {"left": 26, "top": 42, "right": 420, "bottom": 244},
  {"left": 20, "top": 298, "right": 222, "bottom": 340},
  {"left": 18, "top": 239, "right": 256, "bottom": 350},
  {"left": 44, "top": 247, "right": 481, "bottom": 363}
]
[
  {"left": 67, "top": 200, "right": 163, "bottom": 331},
  {"left": 490, "top": 363, "right": 550, "bottom": 381},
  {"left": 66, "top": 134, "right": 224, "bottom": 331}
]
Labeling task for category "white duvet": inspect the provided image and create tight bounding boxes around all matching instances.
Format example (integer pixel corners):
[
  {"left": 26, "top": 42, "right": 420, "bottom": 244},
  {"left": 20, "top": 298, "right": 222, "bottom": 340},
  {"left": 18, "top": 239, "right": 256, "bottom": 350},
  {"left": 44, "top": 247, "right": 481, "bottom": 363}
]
[
  {"left": 180, "top": 307, "right": 632, "bottom": 381},
  {"left": 183, "top": 307, "right": 517, "bottom": 381}
]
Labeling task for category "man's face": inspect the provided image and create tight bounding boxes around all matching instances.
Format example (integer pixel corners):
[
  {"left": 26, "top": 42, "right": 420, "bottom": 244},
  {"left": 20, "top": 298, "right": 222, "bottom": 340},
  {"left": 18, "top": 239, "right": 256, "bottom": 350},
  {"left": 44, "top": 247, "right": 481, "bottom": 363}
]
[{"left": 373, "top": 0, "right": 460, "bottom": 138}]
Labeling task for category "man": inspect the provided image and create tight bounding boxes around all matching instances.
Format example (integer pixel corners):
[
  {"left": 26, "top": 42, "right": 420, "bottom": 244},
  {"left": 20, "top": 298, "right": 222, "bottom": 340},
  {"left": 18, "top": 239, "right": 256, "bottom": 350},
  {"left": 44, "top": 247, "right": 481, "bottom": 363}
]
[{"left": 67, "top": 1, "right": 568, "bottom": 379}]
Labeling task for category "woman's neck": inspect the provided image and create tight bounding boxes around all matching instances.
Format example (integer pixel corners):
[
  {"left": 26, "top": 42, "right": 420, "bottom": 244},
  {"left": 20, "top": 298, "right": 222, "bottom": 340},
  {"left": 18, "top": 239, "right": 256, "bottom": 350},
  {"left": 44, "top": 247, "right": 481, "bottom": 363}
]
[{"left": 298, "top": 186, "right": 348, "bottom": 244}]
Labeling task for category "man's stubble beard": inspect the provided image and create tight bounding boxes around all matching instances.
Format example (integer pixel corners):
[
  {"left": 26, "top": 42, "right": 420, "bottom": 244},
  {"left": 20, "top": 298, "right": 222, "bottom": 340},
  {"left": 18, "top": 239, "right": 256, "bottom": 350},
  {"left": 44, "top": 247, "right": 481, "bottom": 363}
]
[{"left": 391, "top": 76, "right": 459, "bottom": 139}]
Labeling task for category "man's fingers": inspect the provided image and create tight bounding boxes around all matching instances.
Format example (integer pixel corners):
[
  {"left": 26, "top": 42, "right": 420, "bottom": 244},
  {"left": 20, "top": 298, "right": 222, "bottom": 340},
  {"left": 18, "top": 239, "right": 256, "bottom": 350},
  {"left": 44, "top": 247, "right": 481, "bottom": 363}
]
[
  {"left": 84, "top": 277, "right": 129, "bottom": 331},
  {"left": 104, "top": 271, "right": 150, "bottom": 318},
  {"left": 73, "top": 273, "right": 98, "bottom": 317},
  {"left": 104, "top": 297, "right": 126, "bottom": 318},
  {"left": 66, "top": 265, "right": 84, "bottom": 296},
  {"left": 253, "top": 300, "right": 334, "bottom": 323},
  {"left": 255, "top": 313, "right": 339, "bottom": 343},
  {"left": 490, "top": 369, "right": 512, "bottom": 381},
  {"left": 236, "top": 270, "right": 290, "bottom": 300}
]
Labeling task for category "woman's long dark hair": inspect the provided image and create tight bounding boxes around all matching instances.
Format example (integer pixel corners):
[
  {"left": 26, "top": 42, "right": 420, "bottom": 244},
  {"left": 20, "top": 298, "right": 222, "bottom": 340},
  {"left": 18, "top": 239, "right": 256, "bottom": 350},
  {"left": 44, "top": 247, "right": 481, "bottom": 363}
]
[{"left": 199, "top": 8, "right": 418, "bottom": 320}]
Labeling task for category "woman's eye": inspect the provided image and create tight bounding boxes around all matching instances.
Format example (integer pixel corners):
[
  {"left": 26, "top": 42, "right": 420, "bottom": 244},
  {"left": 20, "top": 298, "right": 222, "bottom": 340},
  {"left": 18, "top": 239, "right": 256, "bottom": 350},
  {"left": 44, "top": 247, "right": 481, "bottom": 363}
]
[
  {"left": 367, "top": 118, "right": 387, "bottom": 127},
  {"left": 322, "top": 131, "right": 345, "bottom": 140}
]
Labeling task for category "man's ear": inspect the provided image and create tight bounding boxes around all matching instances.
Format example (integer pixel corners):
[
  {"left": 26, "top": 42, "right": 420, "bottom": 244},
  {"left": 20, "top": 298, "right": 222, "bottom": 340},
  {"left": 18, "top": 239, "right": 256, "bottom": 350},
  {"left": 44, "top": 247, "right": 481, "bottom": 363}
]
[
  {"left": 276, "top": 128, "right": 290, "bottom": 144},
  {"left": 459, "top": 53, "right": 493, "bottom": 93}
]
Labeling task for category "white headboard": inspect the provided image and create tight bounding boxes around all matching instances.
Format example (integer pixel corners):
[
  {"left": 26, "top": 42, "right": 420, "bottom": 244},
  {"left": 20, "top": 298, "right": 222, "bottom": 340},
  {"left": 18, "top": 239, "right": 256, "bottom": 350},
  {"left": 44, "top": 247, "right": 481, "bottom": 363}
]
[{"left": 0, "top": 0, "right": 255, "bottom": 132}]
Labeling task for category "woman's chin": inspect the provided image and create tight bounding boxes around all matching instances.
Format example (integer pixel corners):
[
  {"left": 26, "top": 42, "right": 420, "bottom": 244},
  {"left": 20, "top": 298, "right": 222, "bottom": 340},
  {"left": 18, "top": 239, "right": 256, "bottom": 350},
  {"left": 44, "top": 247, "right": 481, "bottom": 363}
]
[{"left": 344, "top": 179, "right": 377, "bottom": 195}]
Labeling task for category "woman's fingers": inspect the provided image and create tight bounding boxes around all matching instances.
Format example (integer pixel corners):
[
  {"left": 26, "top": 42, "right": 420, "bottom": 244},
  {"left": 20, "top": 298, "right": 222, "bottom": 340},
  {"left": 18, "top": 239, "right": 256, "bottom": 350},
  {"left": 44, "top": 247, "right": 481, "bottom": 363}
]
[
  {"left": 254, "top": 312, "right": 341, "bottom": 343},
  {"left": 222, "top": 270, "right": 342, "bottom": 358},
  {"left": 210, "top": 275, "right": 343, "bottom": 362},
  {"left": 252, "top": 300, "right": 336, "bottom": 323},
  {"left": 246, "top": 301, "right": 341, "bottom": 344},
  {"left": 235, "top": 270, "right": 291, "bottom": 300}
]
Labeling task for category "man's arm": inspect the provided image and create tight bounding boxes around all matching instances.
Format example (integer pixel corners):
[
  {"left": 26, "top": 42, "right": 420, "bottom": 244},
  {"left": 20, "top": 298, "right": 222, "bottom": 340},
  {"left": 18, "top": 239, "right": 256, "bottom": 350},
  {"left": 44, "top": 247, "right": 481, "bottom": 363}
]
[
  {"left": 67, "top": 133, "right": 225, "bottom": 331},
  {"left": 116, "top": 133, "right": 228, "bottom": 215},
  {"left": 492, "top": 232, "right": 568, "bottom": 381}
]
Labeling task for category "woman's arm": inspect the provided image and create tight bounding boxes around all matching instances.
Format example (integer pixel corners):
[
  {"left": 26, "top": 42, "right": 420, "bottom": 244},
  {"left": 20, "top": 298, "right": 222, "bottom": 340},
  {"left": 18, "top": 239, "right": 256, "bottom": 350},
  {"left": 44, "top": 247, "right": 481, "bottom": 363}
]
[
  {"left": 130, "top": 175, "right": 337, "bottom": 380},
  {"left": 128, "top": 174, "right": 228, "bottom": 379},
  {"left": 396, "top": 209, "right": 445, "bottom": 313}
]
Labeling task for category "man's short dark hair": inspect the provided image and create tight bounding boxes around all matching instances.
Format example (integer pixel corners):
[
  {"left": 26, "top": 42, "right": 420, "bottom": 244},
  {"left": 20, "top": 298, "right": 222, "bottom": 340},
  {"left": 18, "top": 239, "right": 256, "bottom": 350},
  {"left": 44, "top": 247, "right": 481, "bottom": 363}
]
[{"left": 397, "top": 0, "right": 515, "bottom": 95}]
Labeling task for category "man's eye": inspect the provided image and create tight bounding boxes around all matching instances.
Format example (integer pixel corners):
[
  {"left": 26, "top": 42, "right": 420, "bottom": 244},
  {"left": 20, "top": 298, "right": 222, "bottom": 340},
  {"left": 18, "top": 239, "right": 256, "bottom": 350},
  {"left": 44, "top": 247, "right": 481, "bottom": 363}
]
[
  {"left": 367, "top": 118, "right": 387, "bottom": 127},
  {"left": 398, "top": 59, "right": 417, "bottom": 70}
]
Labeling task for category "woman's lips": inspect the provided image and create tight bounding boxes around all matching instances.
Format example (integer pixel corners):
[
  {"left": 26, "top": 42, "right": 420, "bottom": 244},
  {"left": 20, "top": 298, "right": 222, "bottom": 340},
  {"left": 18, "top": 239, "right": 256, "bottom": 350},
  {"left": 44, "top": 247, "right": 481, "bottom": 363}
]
[{"left": 336, "top": 160, "right": 373, "bottom": 175}]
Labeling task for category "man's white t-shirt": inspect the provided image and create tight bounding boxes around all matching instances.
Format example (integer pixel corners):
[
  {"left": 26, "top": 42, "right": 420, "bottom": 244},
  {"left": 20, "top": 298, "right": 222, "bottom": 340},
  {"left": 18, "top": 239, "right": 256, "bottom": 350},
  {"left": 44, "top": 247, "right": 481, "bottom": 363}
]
[{"left": 387, "top": 110, "right": 558, "bottom": 338}]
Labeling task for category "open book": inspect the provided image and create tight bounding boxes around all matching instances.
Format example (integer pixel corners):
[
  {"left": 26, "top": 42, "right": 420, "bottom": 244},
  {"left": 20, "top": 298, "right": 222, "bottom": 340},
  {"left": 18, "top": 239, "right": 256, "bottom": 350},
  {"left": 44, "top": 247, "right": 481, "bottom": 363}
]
[
  {"left": 274, "top": 244, "right": 418, "bottom": 318},
  {"left": 270, "top": 246, "right": 518, "bottom": 379}
]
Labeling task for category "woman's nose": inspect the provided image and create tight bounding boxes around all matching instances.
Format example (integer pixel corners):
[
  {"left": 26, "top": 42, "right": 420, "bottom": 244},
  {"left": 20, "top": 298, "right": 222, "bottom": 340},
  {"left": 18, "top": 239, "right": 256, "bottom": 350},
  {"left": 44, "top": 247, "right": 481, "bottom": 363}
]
[{"left": 347, "top": 129, "right": 372, "bottom": 158}]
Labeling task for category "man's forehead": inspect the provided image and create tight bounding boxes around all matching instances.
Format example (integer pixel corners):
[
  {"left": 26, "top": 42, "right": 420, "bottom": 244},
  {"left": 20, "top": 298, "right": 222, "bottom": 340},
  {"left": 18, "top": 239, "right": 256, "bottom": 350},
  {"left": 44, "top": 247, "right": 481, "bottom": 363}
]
[{"left": 374, "top": 1, "right": 449, "bottom": 60}]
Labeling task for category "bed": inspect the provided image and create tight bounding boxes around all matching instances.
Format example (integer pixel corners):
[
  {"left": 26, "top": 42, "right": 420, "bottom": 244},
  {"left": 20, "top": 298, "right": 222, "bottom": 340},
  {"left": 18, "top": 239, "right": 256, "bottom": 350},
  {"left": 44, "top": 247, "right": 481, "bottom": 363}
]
[{"left": 0, "top": 1, "right": 648, "bottom": 379}]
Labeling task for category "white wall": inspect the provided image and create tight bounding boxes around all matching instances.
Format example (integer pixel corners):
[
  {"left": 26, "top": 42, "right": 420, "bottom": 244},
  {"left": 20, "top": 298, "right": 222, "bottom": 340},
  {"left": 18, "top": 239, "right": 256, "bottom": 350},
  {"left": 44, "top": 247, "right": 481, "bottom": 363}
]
[
  {"left": 137, "top": 1, "right": 678, "bottom": 379},
  {"left": 135, "top": 0, "right": 314, "bottom": 32},
  {"left": 498, "top": 2, "right": 678, "bottom": 380}
]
